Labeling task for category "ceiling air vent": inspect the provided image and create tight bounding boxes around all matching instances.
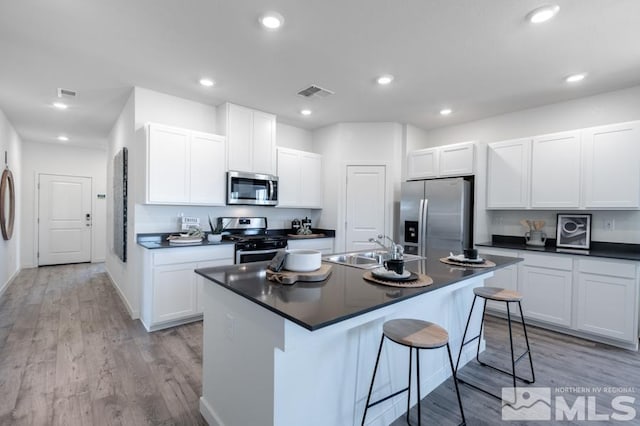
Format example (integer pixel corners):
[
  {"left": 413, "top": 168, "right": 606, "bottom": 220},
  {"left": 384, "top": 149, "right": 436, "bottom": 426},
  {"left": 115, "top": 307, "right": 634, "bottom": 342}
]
[
  {"left": 57, "top": 88, "right": 77, "bottom": 98},
  {"left": 297, "top": 84, "right": 334, "bottom": 99}
]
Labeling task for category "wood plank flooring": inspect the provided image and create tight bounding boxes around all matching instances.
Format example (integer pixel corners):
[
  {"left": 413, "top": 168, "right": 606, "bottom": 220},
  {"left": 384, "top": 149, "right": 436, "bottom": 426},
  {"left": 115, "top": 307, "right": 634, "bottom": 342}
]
[{"left": 1, "top": 263, "right": 639, "bottom": 425}]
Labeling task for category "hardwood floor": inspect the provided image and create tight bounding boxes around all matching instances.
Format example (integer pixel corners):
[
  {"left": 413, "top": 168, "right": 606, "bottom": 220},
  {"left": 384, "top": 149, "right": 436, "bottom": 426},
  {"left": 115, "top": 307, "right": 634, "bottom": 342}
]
[
  {"left": 0, "top": 264, "right": 205, "bottom": 426},
  {"left": 1, "top": 263, "right": 638, "bottom": 425}
]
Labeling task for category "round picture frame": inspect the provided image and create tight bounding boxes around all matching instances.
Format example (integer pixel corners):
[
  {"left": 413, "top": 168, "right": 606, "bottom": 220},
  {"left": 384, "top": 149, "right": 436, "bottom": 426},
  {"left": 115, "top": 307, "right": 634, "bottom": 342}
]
[{"left": 1, "top": 167, "right": 15, "bottom": 240}]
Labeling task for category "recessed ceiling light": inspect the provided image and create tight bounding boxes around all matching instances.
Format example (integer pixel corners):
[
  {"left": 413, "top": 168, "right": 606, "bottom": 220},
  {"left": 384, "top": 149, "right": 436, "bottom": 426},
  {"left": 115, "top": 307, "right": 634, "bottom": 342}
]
[
  {"left": 260, "top": 12, "right": 284, "bottom": 30},
  {"left": 565, "top": 73, "right": 586, "bottom": 83},
  {"left": 527, "top": 4, "right": 560, "bottom": 24},
  {"left": 376, "top": 75, "right": 394, "bottom": 85},
  {"left": 199, "top": 78, "right": 215, "bottom": 87},
  {"left": 57, "top": 135, "right": 69, "bottom": 142},
  {"left": 300, "top": 109, "right": 312, "bottom": 116},
  {"left": 52, "top": 102, "right": 68, "bottom": 110},
  {"left": 440, "top": 108, "right": 453, "bottom": 116}
]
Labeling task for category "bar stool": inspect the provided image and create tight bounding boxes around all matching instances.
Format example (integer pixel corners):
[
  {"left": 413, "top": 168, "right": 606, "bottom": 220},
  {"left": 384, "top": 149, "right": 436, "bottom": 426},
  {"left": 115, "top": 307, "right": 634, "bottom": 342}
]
[
  {"left": 455, "top": 287, "right": 535, "bottom": 400},
  {"left": 362, "top": 319, "right": 466, "bottom": 426}
]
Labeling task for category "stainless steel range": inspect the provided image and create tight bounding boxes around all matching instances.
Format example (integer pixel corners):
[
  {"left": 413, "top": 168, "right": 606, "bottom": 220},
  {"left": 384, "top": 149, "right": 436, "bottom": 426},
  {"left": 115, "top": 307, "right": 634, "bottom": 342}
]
[{"left": 218, "top": 217, "right": 287, "bottom": 264}]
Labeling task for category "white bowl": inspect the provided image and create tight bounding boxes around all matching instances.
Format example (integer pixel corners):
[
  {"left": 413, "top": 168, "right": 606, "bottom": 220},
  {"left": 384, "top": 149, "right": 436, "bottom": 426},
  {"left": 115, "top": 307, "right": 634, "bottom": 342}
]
[{"left": 284, "top": 249, "right": 322, "bottom": 272}]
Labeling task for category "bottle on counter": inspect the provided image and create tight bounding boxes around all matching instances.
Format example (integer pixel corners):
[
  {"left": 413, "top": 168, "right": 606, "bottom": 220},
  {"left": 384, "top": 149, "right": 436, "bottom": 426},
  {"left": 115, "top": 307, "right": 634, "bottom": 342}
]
[{"left": 291, "top": 218, "right": 301, "bottom": 233}]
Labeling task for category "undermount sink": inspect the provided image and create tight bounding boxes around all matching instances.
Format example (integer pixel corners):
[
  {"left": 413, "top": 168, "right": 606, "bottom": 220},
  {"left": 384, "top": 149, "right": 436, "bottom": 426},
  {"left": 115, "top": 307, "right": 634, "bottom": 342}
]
[{"left": 322, "top": 250, "right": 424, "bottom": 269}]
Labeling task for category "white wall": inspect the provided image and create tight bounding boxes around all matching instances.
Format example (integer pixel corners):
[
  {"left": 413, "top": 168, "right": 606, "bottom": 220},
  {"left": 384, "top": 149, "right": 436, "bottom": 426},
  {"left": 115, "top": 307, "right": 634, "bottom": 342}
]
[
  {"left": 276, "top": 122, "right": 313, "bottom": 151},
  {"left": 313, "top": 122, "right": 404, "bottom": 252},
  {"left": 0, "top": 109, "right": 22, "bottom": 295},
  {"left": 20, "top": 141, "right": 107, "bottom": 267},
  {"left": 106, "top": 89, "right": 137, "bottom": 316},
  {"left": 420, "top": 84, "right": 640, "bottom": 244}
]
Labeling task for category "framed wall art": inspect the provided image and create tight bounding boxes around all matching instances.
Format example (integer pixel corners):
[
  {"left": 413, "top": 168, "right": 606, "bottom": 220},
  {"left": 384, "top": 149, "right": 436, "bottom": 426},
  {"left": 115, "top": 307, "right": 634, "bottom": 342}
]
[
  {"left": 113, "top": 147, "right": 128, "bottom": 262},
  {"left": 556, "top": 213, "right": 591, "bottom": 249}
]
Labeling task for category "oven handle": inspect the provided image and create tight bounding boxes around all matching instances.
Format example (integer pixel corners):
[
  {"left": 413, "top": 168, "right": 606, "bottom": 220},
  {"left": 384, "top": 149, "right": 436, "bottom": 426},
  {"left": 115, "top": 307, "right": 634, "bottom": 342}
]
[{"left": 236, "top": 248, "right": 282, "bottom": 264}]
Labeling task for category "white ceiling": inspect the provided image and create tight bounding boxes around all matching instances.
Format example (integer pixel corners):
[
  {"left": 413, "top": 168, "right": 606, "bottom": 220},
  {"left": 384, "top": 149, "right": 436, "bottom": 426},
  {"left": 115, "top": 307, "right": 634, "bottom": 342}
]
[{"left": 1, "top": 0, "right": 639, "bottom": 149}]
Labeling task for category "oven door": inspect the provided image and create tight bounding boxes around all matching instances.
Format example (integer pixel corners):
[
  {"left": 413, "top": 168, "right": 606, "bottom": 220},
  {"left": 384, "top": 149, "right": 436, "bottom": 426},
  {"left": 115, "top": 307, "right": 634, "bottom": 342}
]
[
  {"left": 227, "top": 171, "right": 278, "bottom": 206},
  {"left": 236, "top": 248, "right": 280, "bottom": 264}
]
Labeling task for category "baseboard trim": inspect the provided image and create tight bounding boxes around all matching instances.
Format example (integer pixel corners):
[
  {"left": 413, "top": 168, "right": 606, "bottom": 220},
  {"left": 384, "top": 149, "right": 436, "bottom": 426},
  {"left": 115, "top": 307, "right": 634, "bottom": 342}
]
[
  {"left": 0, "top": 267, "right": 20, "bottom": 299},
  {"left": 200, "top": 396, "right": 225, "bottom": 426},
  {"left": 104, "top": 268, "right": 140, "bottom": 320}
]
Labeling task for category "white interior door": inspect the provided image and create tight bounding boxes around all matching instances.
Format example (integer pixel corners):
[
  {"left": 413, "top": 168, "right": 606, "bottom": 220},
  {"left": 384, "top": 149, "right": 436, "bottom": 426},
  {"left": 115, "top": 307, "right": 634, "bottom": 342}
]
[
  {"left": 38, "top": 174, "right": 92, "bottom": 265},
  {"left": 345, "top": 165, "right": 386, "bottom": 251}
]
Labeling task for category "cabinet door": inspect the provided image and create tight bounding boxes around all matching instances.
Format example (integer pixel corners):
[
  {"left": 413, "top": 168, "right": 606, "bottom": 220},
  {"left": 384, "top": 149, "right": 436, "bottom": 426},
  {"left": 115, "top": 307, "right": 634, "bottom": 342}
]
[
  {"left": 439, "top": 142, "right": 475, "bottom": 177},
  {"left": 407, "top": 148, "right": 438, "bottom": 180},
  {"left": 153, "top": 264, "right": 198, "bottom": 324},
  {"left": 576, "top": 273, "right": 636, "bottom": 342},
  {"left": 583, "top": 121, "right": 640, "bottom": 208},
  {"left": 519, "top": 265, "right": 572, "bottom": 326},
  {"left": 530, "top": 131, "right": 581, "bottom": 208},
  {"left": 227, "top": 104, "right": 253, "bottom": 172},
  {"left": 190, "top": 132, "right": 226, "bottom": 205},
  {"left": 486, "top": 138, "right": 531, "bottom": 209},
  {"left": 299, "top": 152, "right": 322, "bottom": 208},
  {"left": 147, "top": 124, "right": 190, "bottom": 203},
  {"left": 252, "top": 111, "right": 276, "bottom": 175},
  {"left": 276, "top": 148, "right": 301, "bottom": 207}
]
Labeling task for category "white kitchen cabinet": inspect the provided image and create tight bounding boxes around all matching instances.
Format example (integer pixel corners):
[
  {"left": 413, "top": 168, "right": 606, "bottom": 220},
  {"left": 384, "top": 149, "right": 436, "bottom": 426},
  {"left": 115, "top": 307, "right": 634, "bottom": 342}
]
[
  {"left": 146, "top": 123, "right": 226, "bottom": 205},
  {"left": 439, "top": 141, "right": 475, "bottom": 177},
  {"left": 530, "top": 131, "right": 581, "bottom": 208},
  {"left": 575, "top": 258, "right": 638, "bottom": 343},
  {"left": 142, "top": 244, "right": 234, "bottom": 331},
  {"left": 406, "top": 142, "right": 475, "bottom": 180},
  {"left": 277, "top": 147, "right": 323, "bottom": 208},
  {"left": 477, "top": 248, "right": 520, "bottom": 315},
  {"left": 582, "top": 121, "right": 640, "bottom": 209},
  {"left": 519, "top": 253, "right": 572, "bottom": 327},
  {"left": 287, "top": 237, "right": 335, "bottom": 254},
  {"left": 486, "top": 138, "right": 531, "bottom": 209},
  {"left": 407, "top": 148, "right": 438, "bottom": 179},
  {"left": 218, "top": 103, "right": 276, "bottom": 175}
]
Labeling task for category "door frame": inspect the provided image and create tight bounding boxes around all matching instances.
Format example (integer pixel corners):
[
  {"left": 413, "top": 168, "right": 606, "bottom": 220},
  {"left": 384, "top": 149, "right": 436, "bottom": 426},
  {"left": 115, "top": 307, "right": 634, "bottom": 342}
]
[
  {"left": 35, "top": 172, "right": 94, "bottom": 266},
  {"left": 339, "top": 161, "right": 394, "bottom": 254}
]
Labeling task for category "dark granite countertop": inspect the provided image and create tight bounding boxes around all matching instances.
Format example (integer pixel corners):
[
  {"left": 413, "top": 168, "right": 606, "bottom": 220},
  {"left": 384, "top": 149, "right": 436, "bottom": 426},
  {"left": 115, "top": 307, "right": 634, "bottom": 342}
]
[
  {"left": 137, "top": 229, "right": 336, "bottom": 249},
  {"left": 477, "top": 235, "right": 640, "bottom": 261},
  {"left": 137, "top": 233, "right": 236, "bottom": 249},
  {"left": 195, "top": 251, "right": 521, "bottom": 331}
]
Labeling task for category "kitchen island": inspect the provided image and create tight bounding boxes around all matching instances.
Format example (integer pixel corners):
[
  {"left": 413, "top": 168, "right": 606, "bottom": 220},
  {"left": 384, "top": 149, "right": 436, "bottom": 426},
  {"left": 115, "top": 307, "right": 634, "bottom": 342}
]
[{"left": 195, "top": 252, "right": 520, "bottom": 426}]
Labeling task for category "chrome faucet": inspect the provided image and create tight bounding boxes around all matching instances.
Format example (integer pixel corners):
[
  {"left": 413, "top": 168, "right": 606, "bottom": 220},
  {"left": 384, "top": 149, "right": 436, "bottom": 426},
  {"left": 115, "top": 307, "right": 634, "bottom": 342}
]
[{"left": 368, "top": 234, "right": 404, "bottom": 259}]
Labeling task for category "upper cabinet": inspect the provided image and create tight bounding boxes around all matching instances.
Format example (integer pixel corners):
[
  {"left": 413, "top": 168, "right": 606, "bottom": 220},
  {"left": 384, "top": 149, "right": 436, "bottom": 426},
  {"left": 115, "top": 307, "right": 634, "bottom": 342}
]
[
  {"left": 486, "top": 120, "right": 640, "bottom": 210},
  {"left": 582, "top": 121, "right": 640, "bottom": 208},
  {"left": 146, "top": 123, "right": 226, "bottom": 205},
  {"left": 277, "top": 147, "right": 323, "bottom": 208},
  {"left": 486, "top": 138, "right": 531, "bottom": 209},
  {"left": 530, "top": 131, "right": 581, "bottom": 209},
  {"left": 217, "top": 103, "right": 276, "bottom": 175},
  {"left": 407, "top": 141, "right": 475, "bottom": 180}
]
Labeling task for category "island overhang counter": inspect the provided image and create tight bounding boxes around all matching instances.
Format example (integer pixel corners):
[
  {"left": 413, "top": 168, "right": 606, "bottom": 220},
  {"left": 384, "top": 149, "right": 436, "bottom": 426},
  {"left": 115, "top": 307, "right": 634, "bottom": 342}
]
[{"left": 195, "top": 253, "right": 521, "bottom": 426}]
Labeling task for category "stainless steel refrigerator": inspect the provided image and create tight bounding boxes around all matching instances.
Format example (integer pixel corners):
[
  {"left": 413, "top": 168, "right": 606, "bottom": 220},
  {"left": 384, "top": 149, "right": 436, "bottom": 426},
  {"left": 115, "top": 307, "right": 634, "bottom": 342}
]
[{"left": 399, "top": 177, "right": 473, "bottom": 258}]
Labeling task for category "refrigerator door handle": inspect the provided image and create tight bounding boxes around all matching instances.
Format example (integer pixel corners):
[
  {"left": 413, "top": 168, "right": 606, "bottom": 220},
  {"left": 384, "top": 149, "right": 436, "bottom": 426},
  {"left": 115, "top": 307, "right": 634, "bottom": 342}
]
[{"left": 419, "top": 198, "right": 428, "bottom": 258}]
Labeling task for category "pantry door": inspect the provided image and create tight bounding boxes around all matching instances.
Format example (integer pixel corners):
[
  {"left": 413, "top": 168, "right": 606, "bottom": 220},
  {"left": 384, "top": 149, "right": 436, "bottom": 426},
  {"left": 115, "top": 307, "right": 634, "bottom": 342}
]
[
  {"left": 345, "top": 165, "right": 387, "bottom": 251},
  {"left": 38, "top": 174, "right": 92, "bottom": 265}
]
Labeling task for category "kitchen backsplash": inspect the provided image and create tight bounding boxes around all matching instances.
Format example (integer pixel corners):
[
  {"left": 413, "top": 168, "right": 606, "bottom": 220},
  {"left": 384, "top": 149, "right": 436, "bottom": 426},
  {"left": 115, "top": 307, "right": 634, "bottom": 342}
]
[
  {"left": 135, "top": 204, "right": 322, "bottom": 233},
  {"left": 486, "top": 210, "right": 640, "bottom": 244}
]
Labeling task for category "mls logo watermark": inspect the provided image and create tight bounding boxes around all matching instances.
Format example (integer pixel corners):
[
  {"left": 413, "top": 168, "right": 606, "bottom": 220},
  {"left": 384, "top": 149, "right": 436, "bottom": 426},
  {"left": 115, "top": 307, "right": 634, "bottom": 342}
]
[{"left": 502, "top": 387, "right": 637, "bottom": 421}]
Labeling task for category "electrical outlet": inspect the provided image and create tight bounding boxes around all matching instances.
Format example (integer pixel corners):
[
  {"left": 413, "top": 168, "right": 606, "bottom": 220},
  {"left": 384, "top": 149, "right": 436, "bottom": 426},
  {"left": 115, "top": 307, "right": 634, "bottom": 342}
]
[
  {"left": 225, "top": 313, "right": 235, "bottom": 340},
  {"left": 604, "top": 218, "right": 615, "bottom": 231}
]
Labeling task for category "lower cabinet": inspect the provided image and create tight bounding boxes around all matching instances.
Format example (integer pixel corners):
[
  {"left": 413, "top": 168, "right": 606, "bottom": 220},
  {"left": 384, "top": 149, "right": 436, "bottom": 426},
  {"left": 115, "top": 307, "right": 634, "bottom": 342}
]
[
  {"left": 477, "top": 247, "right": 639, "bottom": 350},
  {"left": 287, "top": 237, "right": 334, "bottom": 254},
  {"left": 142, "top": 244, "right": 234, "bottom": 331},
  {"left": 575, "top": 258, "right": 638, "bottom": 343}
]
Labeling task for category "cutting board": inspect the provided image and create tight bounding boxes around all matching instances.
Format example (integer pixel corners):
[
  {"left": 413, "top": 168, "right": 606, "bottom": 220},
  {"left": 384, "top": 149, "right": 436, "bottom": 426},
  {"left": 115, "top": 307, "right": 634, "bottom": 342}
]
[
  {"left": 266, "top": 264, "right": 332, "bottom": 285},
  {"left": 287, "top": 233, "right": 326, "bottom": 239}
]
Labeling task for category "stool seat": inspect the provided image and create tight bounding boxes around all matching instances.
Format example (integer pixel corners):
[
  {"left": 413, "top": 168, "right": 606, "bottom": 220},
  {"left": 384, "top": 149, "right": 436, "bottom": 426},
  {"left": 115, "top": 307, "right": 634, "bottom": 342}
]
[
  {"left": 383, "top": 319, "right": 449, "bottom": 349},
  {"left": 474, "top": 286, "right": 522, "bottom": 302}
]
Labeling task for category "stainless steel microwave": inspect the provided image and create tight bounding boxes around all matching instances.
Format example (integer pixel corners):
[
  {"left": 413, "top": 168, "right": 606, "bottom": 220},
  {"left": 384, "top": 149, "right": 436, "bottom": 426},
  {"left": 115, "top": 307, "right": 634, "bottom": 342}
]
[{"left": 227, "top": 171, "right": 278, "bottom": 206}]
